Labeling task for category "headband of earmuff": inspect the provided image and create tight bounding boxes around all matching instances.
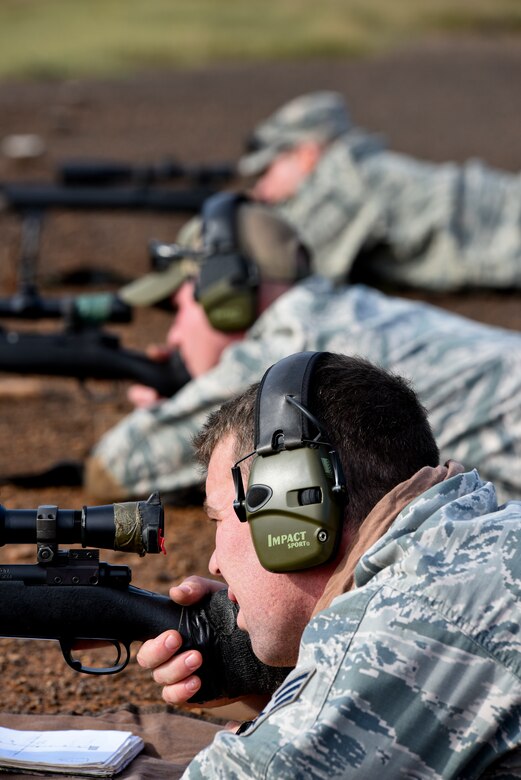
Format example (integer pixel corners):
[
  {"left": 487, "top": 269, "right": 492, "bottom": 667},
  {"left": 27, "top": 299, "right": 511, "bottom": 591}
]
[
  {"left": 195, "top": 192, "right": 259, "bottom": 332},
  {"left": 232, "top": 351, "right": 347, "bottom": 572}
]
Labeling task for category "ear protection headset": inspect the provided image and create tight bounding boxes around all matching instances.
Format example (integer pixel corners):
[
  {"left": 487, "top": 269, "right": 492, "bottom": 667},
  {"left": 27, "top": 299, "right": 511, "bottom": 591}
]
[
  {"left": 232, "top": 351, "right": 347, "bottom": 572},
  {"left": 195, "top": 192, "right": 259, "bottom": 332}
]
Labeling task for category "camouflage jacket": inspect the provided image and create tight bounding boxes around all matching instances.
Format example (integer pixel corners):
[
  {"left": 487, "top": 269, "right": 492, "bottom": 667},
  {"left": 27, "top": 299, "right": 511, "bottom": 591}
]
[
  {"left": 276, "top": 131, "right": 521, "bottom": 290},
  {"left": 90, "top": 278, "right": 521, "bottom": 503},
  {"left": 183, "top": 470, "right": 521, "bottom": 779}
]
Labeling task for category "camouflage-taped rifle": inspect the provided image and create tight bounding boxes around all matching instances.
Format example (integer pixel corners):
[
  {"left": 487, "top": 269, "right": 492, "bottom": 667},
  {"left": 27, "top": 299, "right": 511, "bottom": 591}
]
[{"left": 0, "top": 493, "right": 287, "bottom": 702}]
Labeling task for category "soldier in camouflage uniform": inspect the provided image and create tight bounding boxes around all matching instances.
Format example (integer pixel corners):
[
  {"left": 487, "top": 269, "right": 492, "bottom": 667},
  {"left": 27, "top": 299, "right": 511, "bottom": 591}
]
[
  {"left": 137, "top": 352, "right": 521, "bottom": 778},
  {"left": 85, "top": 198, "right": 521, "bottom": 504},
  {"left": 241, "top": 91, "right": 521, "bottom": 290}
]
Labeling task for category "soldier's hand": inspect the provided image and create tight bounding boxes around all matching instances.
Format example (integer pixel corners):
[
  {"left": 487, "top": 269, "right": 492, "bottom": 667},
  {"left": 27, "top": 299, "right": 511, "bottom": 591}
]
[
  {"left": 127, "top": 383, "right": 161, "bottom": 408},
  {"left": 127, "top": 344, "right": 173, "bottom": 408},
  {"left": 137, "top": 576, "right": 226, "bottom": 706}
]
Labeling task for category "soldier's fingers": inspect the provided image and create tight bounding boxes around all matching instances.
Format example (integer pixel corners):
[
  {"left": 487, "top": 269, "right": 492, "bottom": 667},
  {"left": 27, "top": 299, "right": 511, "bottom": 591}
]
[
  {"left": 169, "top": 576, "right": 226, "bottom": 605},
  {"left": 146, "top": 344, "right": 170, "bottom": 361},
  {"left": 161, "top": 675, "right": 202, "bottom": 706},
  {"left": 136, "top": 630, "right": 182, "bottom": 670},
  {"left": 127, "top": 384, "right": 160, "bottom": 408},
  {"left": 151, "top": 649, "right": 203, "bottom": 688}
]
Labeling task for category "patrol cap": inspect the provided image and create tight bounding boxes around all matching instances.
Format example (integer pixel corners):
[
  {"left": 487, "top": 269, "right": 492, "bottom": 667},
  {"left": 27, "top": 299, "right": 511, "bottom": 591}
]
[
  {"left": 238, "top": 91, "right": 351, "bottom": 177},
  {"left": 118, "top": 256, "right": 198, "bottom": 308},
  {"left": 118, "top": 203, "right": 310, "bottom": 308}
]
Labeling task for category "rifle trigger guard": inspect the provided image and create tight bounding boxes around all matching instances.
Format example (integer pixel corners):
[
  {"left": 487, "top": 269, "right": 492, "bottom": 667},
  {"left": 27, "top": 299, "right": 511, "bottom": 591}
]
[{"left": 60, "top": 638, "right": 131, "bottom": 675}]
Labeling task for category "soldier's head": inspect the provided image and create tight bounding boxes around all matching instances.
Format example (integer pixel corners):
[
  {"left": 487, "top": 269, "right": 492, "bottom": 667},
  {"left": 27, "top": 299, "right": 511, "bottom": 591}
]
[
  {"left": 119, "top": 194, "right": 310, "bottom": 378},
  {"left": 239, "top": 92, "right": 351, "bottom": 204},
  {"left": 194, "top": 351, "right": 439, "bottom": 665}
]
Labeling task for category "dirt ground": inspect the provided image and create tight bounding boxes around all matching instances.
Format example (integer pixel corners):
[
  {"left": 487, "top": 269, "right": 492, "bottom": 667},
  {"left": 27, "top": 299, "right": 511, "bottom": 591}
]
[{"left": 0, "top": 34, "right": 520, "bottom": 718}]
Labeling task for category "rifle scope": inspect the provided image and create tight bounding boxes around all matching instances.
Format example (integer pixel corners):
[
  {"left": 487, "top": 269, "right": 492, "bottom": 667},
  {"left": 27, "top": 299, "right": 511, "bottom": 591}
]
[
  {"left": 0, "top": 292, "right": 132, "bottom": 324},
  {"left": 59, "top": 159, "right": 236, "bottom": 187},
  {"left": 0, "top": 492, "right": 164, "bottom": 556}
]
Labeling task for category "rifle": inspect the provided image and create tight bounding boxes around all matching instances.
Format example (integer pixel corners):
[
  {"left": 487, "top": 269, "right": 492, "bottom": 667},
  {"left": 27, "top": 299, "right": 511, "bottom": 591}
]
[
  {"left": 0, "top": 493, "right": 288, "bottom": 702},
  {"left": 59, "top": 158, "right": 237, "bottom": 187},
  {"left": 0, "top": 229, "right": 189, "bottom": 395},
  {"left": 0, "top": 181, "right": 218, "bottom": 290},
  {"left": 0, "top": 324, "right": 190, "bottom": 397},
  {"left": 0, "top": 182, "right": 215, "bottom": 214}
]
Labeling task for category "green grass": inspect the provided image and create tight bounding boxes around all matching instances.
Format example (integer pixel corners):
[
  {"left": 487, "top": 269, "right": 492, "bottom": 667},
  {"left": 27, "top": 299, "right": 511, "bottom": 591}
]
[{"left": 0, "top": 0, "right": 520, "bottom": 80}]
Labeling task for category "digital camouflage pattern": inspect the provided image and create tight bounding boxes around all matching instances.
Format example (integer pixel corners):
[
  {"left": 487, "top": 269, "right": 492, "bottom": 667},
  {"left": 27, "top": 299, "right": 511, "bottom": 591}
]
[
  {"left": 89, "top": 277, "right": 521, "bottom": 503},
  {"left": 275, "top": 131, "right": 521, "bottom": 290},
  {"left": 238, "top": 91, "right": 351, "bottom": 177},
  {"left": 183, "top": 470, "right": 521, "bottom": 779}
]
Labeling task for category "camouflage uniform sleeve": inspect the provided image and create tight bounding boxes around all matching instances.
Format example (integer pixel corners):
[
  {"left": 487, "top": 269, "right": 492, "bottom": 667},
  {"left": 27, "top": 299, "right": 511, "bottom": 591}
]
[
  {"left": 277, "top": 135, "right": 521, "bottom": 290},
  {"left": 87, "top": 304, "right": 311, "bottom": 499},
  {"left": 359, "top": 153, "right": 521, "bottom": 291},
  {"left": 88, "top": 357, "right": 256, "bottom": 499},
  {"left": 182, "top": 578, "right": 521, "bottom": 779}
]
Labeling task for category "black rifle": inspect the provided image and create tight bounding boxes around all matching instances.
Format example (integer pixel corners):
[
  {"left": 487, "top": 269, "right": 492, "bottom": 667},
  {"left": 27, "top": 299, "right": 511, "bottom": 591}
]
[
  {"left": 1, "top": 182, "right": 215, "bottom": 213},
  {"left": 0, "top": 324, "right": 191, "bottom": 397},
  {"left": 59, "top": 158, "right": 237, "bottom": 187},
  {"left": 0, "top": 493, "right": 288, "bottom": 702},
  {"left": 0, "top": 181, "right": 218, "bottom": 290},
  {"left": 0, "top": 290, "right": 132, "bottom": 324}
]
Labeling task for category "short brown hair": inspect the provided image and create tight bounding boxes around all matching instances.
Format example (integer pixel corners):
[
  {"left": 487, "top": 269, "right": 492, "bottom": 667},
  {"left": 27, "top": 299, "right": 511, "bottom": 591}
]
[{"left": 194, "top": 353, "right": 439, "bottom": 527}]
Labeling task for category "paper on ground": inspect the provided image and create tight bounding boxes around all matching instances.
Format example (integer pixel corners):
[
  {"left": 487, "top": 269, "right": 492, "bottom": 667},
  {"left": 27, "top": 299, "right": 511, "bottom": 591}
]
[{"left": 0, "top": 726, "right": 144, "bottom": 776}]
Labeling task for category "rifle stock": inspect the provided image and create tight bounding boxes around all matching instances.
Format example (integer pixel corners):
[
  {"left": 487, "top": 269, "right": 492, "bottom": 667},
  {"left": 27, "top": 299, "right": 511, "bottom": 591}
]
[
  {"left": 0, "top": 496, "right": 288, "bottom": 703},
  {"left": 0, "top": 326, "right": 191, "bottom": 396},
  {"left": 0, "top": 581, "right": 287, "bottom": 702}
]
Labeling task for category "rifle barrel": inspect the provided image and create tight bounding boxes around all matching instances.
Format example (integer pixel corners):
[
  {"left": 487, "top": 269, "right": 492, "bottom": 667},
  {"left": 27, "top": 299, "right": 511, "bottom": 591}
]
[{"left": 1, "top": 183, "right": 215, "bottom": 213}]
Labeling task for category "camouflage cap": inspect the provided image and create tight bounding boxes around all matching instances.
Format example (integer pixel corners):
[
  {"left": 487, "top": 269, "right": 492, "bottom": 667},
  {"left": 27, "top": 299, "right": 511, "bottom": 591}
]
[
  {"left": 118, "top": 203, "right": 310, "bottom": 307},
  {"left": 238, "top": 91, "right": 351, "bottom": 177},
  {"left": 118, "top": 256, "right": 199, "bottom": 307}
]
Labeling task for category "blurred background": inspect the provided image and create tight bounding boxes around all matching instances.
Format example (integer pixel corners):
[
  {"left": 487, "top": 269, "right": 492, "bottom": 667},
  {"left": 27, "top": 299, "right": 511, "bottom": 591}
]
[{"left": 0, "top": 0, "right": 520, "bottom": 79}]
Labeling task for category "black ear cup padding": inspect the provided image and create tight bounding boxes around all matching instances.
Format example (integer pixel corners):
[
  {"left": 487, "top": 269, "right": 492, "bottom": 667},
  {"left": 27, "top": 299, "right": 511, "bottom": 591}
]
[
  {"left": 255, "top": 351, "right": 322, "bottom": 455},
  {"left": 197, "top": 192, "right": 259, "bottom": 332},
  {"left": 246, "top": 484, "right": 273, "bottom": 512}
]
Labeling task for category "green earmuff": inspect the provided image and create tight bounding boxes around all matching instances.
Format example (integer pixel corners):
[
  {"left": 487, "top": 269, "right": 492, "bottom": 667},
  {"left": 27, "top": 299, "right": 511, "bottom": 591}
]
[
  {"left": 195, "top": 193, "right": 259, "bottom": 332},
  {"left": 232, "top": 351, "right": 347, "bottom": 573}
]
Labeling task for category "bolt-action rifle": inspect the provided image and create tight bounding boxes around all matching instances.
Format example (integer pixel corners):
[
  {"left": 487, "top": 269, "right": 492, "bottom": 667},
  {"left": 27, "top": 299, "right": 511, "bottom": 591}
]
[
  {"left": 0, "top": 179, "right": 218, "bottom": 291},
  {"left": 0, "top": 493, "right": 288, "bottom": 702},
  {"left": 0, "top": 279, "right": 191, "bottom": 395},
  {"left": 58, "top": 158, "right": 237, "bottom": 187},
  {"left": 0, "top": 324, "right": 190, "bottom": 397}
]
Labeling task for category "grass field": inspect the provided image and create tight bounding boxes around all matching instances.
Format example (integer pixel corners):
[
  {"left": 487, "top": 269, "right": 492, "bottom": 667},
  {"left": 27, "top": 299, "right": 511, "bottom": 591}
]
[{"left": 0, "top": 0, "right": 520, "bottom": 80}]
